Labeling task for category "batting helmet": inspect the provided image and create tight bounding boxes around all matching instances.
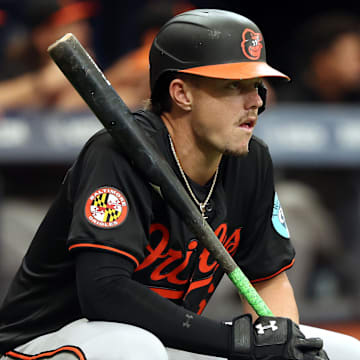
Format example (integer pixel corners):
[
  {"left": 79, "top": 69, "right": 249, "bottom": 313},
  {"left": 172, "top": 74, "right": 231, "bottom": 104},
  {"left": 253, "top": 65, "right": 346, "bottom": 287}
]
[{"left": 149, "top": 8, "right": 289, "bottom": 94}]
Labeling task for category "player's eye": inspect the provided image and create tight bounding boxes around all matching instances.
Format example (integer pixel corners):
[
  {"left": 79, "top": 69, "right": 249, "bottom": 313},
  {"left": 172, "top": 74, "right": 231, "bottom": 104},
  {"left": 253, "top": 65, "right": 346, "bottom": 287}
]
[
  {"left": 254, "top": 80, "right": 264, "bottom": 89},
  {"left": 227, "top": 81, "right": 243, "bottom": 90},
  {"left": 226, "top": 79, "right": 262, "bottom": 93}
]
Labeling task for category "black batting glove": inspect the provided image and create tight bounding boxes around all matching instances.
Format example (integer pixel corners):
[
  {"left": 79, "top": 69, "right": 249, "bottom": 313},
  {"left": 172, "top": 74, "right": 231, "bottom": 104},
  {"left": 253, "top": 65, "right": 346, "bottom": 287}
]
[{"left": 229, "top": 314, "right": 329, "bottom": 360}]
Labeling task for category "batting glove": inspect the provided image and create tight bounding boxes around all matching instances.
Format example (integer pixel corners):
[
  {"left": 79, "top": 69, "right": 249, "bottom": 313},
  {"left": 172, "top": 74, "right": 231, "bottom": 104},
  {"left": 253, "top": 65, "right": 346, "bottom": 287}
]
[{"left": 229, "top": 314, "right": 329, "bottom": 360}]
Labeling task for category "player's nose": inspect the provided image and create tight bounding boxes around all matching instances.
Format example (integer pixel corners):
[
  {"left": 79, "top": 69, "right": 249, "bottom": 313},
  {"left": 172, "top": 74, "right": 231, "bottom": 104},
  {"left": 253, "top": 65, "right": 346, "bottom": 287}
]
[{"left": 244, "top": 88, "right": 263, "bottom": 111}]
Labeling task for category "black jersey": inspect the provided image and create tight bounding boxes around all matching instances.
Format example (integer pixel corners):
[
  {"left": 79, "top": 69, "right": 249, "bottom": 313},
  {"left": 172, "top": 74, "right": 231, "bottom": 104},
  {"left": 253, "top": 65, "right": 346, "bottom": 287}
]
[{"left": 0, "top": 110, "right": 294, "bottom": 354}]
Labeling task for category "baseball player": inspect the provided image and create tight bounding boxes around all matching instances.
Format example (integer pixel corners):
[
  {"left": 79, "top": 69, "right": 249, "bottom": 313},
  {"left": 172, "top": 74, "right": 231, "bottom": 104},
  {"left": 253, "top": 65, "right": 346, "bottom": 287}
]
[{"left": 0, "top": 8, "right": 359, "bottom": 360}]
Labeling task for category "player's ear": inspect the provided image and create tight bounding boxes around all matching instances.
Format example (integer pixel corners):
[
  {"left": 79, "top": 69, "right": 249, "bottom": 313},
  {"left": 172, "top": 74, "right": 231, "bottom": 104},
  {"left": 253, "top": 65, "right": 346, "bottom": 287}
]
[{"left": 168, "top": 78, "right": 193, "bottom": 111}]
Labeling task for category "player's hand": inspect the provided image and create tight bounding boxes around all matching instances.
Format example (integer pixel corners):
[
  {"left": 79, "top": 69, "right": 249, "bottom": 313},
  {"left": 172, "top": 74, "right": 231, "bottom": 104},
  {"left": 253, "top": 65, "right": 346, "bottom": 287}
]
[
  {"left": 316, "top": 349, "right": 330, "bottom": 359},
  {"left": 229, "top": 314, "right": 328, "bottom": 359}
]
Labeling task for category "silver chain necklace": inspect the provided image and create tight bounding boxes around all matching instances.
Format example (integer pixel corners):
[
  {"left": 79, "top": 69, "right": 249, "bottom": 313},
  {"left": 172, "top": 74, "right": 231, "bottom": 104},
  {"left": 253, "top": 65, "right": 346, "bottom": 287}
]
[{"left": 168, "top": 134, "right": 219, "bottom": 222}]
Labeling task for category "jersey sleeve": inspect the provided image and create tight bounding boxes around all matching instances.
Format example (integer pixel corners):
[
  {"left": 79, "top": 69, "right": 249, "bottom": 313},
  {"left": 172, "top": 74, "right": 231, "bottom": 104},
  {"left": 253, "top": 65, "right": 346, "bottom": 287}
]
[
  {"left": 234, "top": 140, "right": 295, "bottom": 282},
  {"left": 67, "top": 131, "right": 153, "bottom": 267}
]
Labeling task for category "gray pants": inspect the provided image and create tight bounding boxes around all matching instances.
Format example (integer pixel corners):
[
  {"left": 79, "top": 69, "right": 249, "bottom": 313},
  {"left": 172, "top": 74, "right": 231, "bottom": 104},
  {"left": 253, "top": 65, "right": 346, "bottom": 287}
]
[{"left": 1, "top": 318, "right": 360, "bottom": 359}]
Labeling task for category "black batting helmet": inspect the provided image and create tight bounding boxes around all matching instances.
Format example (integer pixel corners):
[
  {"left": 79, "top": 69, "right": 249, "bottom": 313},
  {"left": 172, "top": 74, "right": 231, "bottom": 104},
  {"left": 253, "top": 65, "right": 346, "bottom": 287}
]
[{"left": 149, "top": 8, "right": 289, "bottom": 94}]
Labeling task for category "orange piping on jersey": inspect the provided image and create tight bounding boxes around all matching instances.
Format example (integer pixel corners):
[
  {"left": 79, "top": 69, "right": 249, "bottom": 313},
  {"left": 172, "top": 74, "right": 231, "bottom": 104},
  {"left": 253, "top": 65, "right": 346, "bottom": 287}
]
[
  {"left": 69, "top": 243, "right": 139, "bottom": 267},
  {"left": 5, "top": 346, "right": 86, "bottom": 360},
  {"left": 149, "top": 287, "right": 185, "bottom": 299},
  {"left": 250, "top": 259, "right": 295, "bottom": 283}
]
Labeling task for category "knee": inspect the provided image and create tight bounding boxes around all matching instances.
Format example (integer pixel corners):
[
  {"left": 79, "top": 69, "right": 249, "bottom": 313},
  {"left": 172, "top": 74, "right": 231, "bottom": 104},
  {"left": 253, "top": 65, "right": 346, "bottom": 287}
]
[
  {"left": 80, "top": 321, "right": 168, "bottom": 360},
  {"left": 129, "top": 328, "right": 168, "bottom": 360},
  {"left": 104, "top": 324, "right": 168, "bottom": 360},
  {"left": 300, "top": 324, "right": 360, "bottom": 359},
  {"left": 324, "top": 332, "right": 360, "bottom": 358}
]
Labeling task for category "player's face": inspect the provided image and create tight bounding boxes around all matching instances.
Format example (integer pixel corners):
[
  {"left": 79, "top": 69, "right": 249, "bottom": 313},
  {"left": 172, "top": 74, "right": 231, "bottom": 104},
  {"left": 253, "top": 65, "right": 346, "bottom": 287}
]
[{"left": 187, "top": 77, "right": 263, "bottom": 156}]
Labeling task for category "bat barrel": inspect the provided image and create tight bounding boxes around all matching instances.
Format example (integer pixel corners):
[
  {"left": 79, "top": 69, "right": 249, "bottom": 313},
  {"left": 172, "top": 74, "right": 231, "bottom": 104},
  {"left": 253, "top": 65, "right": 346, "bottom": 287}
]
[{"left": 49, "top": 34, "right": 166, "bottom": 184}]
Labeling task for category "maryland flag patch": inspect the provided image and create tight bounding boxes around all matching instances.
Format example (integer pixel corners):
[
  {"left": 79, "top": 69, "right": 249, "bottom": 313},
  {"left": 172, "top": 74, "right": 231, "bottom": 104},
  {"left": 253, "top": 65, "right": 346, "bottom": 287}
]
[{"left": 85, "top": 187, "right": 128, "bottom": 228}]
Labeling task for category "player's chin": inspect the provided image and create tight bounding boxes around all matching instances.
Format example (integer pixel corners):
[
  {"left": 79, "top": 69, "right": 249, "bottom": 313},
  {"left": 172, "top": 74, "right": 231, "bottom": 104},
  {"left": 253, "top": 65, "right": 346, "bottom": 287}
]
[{"left": 223, "top": 143, "right": 249, "bottom": 157}]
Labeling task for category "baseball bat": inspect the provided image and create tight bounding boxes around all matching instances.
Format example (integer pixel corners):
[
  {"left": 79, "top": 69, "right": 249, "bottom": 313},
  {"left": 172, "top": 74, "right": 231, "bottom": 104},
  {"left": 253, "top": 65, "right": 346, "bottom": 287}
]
[{"left": 48, "top": 33, "right": 273, "bottom": 317}]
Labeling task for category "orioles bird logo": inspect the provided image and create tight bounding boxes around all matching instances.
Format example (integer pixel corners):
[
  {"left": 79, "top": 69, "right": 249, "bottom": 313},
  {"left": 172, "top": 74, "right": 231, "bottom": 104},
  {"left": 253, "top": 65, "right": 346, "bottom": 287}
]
[{"left": 241, "top": 28, "right": 263, "bottom": 60}]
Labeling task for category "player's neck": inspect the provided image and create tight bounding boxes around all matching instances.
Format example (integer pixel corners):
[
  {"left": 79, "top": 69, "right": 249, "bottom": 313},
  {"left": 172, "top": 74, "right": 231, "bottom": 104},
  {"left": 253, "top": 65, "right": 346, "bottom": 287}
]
[{"left": 161, "top": 112, "right": 221, "bottom": 186}]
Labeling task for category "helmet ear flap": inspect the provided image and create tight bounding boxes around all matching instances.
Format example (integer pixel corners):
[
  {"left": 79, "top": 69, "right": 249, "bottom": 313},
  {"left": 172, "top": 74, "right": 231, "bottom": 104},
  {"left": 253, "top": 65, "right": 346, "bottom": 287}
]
[{"left": 257, "top": 82, "right": 267, "bottom": 114}]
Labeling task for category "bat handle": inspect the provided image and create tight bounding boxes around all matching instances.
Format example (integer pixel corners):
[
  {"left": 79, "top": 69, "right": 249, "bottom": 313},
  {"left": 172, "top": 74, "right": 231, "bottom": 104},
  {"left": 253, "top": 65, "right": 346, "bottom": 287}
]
[{"left": 228, "top": 268, "right": 273, "bottom": 316}]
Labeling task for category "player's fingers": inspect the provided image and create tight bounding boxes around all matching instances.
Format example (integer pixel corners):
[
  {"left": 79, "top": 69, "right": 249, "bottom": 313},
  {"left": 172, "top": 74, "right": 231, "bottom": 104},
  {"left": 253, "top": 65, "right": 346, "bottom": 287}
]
[
  {"left": 303, "top": 353, "right": 327, "bottom": 360},
  {"left": 297, "top": 337, "right": 323, "bottom": 350}
]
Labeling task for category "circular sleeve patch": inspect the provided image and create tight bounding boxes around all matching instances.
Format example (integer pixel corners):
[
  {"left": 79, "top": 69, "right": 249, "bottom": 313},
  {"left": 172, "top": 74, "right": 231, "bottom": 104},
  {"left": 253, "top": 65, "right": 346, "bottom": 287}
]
[
  {"left": 85, "top": 187, "right": 129, "bottom": 228},
  {"left": 272, "top": 192, "right": 290, "bottom": 239}
]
